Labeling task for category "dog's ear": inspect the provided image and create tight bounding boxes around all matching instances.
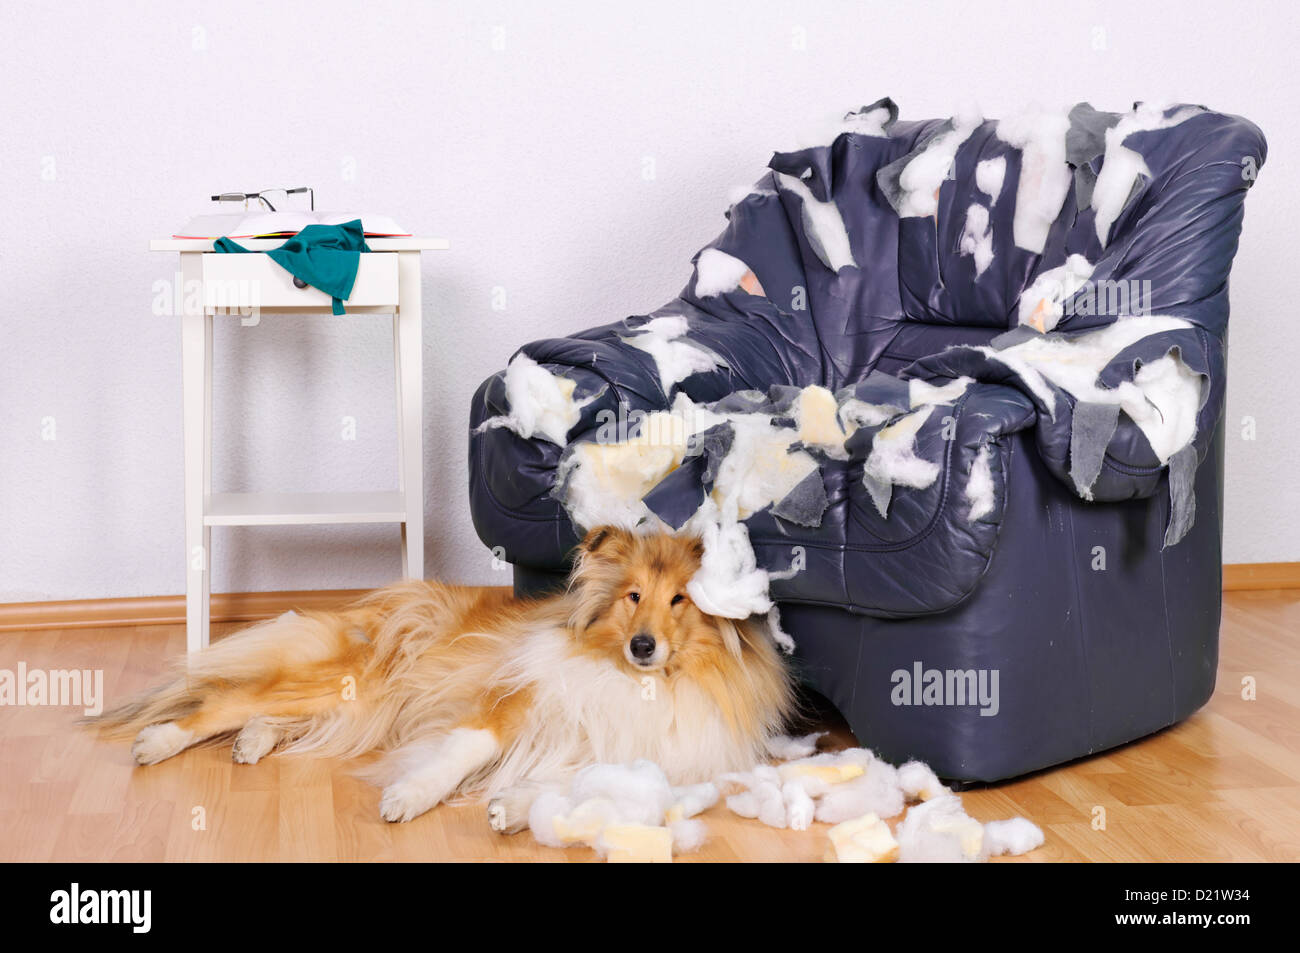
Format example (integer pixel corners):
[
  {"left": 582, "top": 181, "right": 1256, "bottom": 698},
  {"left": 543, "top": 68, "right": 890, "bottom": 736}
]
[
  {"left": 579, "top": 526, "right": 631, "bottom": 558},
  {"left": 567, "top": 526, "right": 632, "bottom": 632}
]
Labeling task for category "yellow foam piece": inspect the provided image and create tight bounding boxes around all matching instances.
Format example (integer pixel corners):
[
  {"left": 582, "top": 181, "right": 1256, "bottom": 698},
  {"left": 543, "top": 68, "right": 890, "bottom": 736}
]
[
  {"left": 778, "top": 762, "right": 865, "bottom": 785},
  {"left": 795, "top": 386, "right": 846, "bottom": 448},
  {"left": 826, "top": 812, "right": 899, "bottom": 863},
  {"left": 600, "top": 824, "right": 673, "bottom": 863}
]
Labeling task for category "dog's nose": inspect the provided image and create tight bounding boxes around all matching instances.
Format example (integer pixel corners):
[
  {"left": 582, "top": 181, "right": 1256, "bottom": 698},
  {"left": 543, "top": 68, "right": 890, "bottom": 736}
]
[{"left": 629, "top": 633, "right": 656, "bottom": 660}]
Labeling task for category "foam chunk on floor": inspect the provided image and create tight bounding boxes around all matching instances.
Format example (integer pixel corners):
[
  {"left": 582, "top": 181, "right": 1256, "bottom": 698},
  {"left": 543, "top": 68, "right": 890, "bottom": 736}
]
[
  {"left": 825, "top": 812, "right": 900, "bottom": 863},
  {"left": 597, "top": 824, "right": 673, "bottom": 863}
]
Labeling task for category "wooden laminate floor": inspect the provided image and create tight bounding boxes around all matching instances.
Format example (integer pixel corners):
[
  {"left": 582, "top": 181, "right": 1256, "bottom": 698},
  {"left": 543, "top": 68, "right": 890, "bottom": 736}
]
[{"left": 1, "top": 590, "right": 1297, "bottom": 862}]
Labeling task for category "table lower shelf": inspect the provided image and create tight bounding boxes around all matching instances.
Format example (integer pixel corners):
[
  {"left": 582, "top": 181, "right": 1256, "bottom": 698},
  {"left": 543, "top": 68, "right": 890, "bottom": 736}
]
[{"left": 204, "top": 491, "right": 409, "bottom": 526}]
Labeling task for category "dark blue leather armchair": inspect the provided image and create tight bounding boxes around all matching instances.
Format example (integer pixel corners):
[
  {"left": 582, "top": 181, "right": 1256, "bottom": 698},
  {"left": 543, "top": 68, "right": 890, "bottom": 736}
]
[{"left": 467, "top": 101, "right": 1265, "bottom": 781}]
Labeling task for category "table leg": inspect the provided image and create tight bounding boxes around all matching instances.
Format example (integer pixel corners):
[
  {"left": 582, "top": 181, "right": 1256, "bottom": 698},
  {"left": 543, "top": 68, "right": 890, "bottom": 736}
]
[
  {"left": 181, "top": 253, "right": 210, "bottom": 652},
  {"left": 397, "top": 252, "right": 424, "bottom": 580}
]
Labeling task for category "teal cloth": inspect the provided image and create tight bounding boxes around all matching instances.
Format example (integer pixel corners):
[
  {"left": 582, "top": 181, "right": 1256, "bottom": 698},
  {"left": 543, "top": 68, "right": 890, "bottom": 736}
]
[{"left": 214, "top": 219, "right": 371, "bottom": 315}]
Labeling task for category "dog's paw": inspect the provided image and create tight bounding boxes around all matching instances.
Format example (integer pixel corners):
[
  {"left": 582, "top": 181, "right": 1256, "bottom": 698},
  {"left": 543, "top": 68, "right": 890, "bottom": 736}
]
[
  {"left": 379, "top": 781, "right": 434, "bottom": 823},
  {"left": 131, "top": 723, "right": 194, "bottom": 765},
  {"left": 232, "top": 718, "right": 279, "bottom": 764},
  {"left": 487, "top": 799, "right": 509, "bottom": 833}
]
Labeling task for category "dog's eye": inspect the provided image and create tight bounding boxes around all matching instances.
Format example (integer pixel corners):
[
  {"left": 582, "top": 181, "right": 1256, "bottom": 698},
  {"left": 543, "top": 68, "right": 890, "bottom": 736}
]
[
  {"left": 671, "top": 594, "right": 684, "bottom": 606},
  {"left": 628, "top": 592, "right": 640, "bottom": 603}
]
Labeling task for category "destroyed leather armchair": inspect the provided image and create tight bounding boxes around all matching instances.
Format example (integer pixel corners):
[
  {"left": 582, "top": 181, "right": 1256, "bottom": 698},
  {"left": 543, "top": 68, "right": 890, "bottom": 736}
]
[{"left": 468, "top": 99, "right": 1266, "bottom": 782}]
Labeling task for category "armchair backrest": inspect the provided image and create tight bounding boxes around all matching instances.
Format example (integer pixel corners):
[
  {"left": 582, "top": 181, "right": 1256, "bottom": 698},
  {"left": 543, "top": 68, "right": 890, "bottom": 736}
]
[{"left": 690, "top": 100, "right": 1266, "bottom": 390}]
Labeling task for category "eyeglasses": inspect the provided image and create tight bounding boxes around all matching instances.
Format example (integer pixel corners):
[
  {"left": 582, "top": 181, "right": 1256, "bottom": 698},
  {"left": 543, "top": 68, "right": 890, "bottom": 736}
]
[{"left": 210, "top": 187, "right": 315, "bottom": 212}]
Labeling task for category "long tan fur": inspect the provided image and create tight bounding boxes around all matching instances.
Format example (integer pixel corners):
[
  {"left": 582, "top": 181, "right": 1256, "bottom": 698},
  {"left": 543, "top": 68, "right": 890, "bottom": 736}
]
[{"left": 91, "top": 528, "right": 795, "bottom": 827}]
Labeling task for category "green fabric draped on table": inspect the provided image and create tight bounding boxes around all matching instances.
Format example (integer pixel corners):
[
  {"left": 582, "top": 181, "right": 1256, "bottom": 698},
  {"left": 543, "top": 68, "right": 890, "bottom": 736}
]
[{"left": 214, "top": 219, "right": 370, "bottom": 315}]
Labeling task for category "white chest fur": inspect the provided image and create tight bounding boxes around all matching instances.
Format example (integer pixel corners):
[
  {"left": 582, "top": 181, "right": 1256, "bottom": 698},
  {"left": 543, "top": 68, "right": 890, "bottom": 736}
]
[{"left": 488, "top": 629, "right": 757, "bottom": 789}]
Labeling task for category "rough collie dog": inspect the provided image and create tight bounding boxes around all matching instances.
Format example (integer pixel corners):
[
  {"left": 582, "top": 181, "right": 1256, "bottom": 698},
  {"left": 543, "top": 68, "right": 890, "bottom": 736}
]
[{"left": 93, "top": 527, "right": 794, "bottom": 830}]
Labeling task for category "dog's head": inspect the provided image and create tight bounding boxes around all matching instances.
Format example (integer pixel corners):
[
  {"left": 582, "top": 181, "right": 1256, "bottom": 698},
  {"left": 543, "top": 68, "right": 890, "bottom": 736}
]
[{"left": 567, "top": 526, "right": 744, "bottom": 674}]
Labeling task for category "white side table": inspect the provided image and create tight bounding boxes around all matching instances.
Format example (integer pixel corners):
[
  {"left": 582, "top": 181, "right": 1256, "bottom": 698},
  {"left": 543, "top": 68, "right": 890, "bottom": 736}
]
[{"left": 149, "top": 237, "right": 450, "bottom": 652}]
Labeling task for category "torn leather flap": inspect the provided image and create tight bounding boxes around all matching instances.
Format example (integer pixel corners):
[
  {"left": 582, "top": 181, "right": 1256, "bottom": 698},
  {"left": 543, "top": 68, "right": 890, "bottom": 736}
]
[{"left": 1163, "top": 444, "right": 1198, "bottom": 548}]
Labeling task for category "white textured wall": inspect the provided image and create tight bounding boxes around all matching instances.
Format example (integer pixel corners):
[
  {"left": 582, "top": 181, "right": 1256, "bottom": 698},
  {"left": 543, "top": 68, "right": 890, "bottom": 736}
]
[{"left": 1, "top": 0, "right": 1295, "bottom": 602}]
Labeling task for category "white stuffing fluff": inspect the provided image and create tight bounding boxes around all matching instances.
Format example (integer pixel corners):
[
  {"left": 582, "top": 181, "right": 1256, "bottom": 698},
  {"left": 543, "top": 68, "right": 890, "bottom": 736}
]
[
  {"left": 554, "top": 407, "right": 692, "bottom": 530},
  {"left": 813, "top": 759, "right": 907, "bottom": 824},
  {"left": 840, "top": 104, "right": 893, "bottom": 138},
  {"left": 685, "top": 503, "right": 774, "bottom": 619},
  {"left": 863, "top": 406, "right": 940, "bottom": 513},
  {"left": 909, "top": 375, "right": 972, "bottom": 409},
  {"left": 991, "top": 313, "right": 1199, "bottom": 461},
  {"left": 1017, "top": 254, "right": 1095, "bottom": 332},
  {"left": 624, "top": 314, "right": 726, "bottom": 395},
  {"left": 1093, "top": 103, "right": 1203, "bottom": 246},
  {"left": 984, "top": 817, "right": 1046, "bottom": 857},
  {"left": 776, "top": 173, "right": 856, "bottom": 272},
  {"left": 761, "top": 606, "right": 797, "bottom": 655},
  {"left": 767, "top": 732, "right": 825, "bottom": 761},
  {"left": 897, "top": 760, "right": 951, "bottom": 803},
  {"left": 896, "top": 109, "right": 983, "bottom": 218},
  {"left": 526, "top": 760, "right": 718, "bottom": 859},
  {"left": 694, "top": 247, "right": 753, "bottom": 297},
  {"left": 839, "top": 397, "right": 904, "bottom": 431},
  {"left": 668, "top": 818, "right": 709, "bottom": 853},
  {"left": 896, "top": 794, "right": 988, "bottom": 863},
  {"left": 1127, "top": 351, "right": 1202, "bottom": 462},
  {"left": 783, "top": 781, "right": 817, "bottom": 830},
  {"left": 975, "top": 156, "right": 1007, "bottom": 206},
  {"left": 716, "top": 746, "right": 1043, "bottom": 862},
  {"left": 959, "top": 203, "right": 994, "bottom": 277},
  {"left": 569, "top": 760, "right": 676, "bottom": 826},
  {"left": 712, "top": 415, "right": 821, "bottom": 522},
  {"left": 996, "top": 106, "right": 1072, "bottom": 253},
  {"left": 476, "top": 353, "right": 590, "bottom": 446},
  {"left": 965, "top": 444, "right": 996, "bottom": 522}
]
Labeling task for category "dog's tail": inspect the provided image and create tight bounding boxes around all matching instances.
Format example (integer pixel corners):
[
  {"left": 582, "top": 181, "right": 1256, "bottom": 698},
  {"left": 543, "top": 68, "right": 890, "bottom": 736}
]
[{"left": 88, "top": 608, "right": 377, "bottom": 743}]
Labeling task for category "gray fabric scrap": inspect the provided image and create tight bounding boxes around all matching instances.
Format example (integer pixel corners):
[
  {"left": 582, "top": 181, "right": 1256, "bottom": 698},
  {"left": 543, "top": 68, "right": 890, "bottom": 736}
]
[
  {"left": 1163, "top": 444, "right": 1198, "bottom": 549},
  {"left": 771, "top": 468, "right": 830, "bottom": 528},
  {"left": 1074, "top": 162, "right": 1098, "bottom": 209},
  {"left": 1065, "top": 103, "right": 1119, "bottom": 167},
  {"left": 1069, "top": 401, "right": 1121, "bottom": 499}
]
